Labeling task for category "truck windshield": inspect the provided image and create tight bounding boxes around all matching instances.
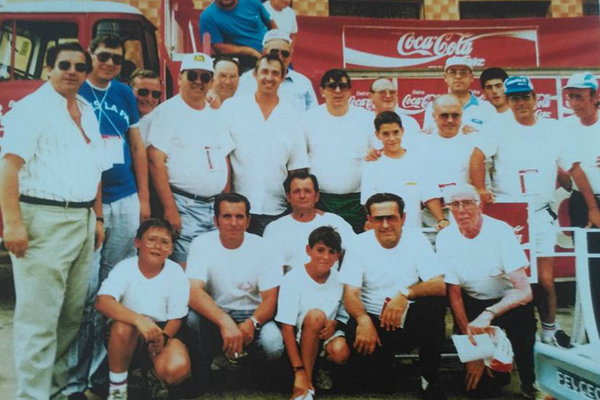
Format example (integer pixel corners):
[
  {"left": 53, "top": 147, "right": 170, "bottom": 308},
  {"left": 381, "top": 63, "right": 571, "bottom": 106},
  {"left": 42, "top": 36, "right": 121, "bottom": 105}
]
[{"left": 0, "top": 20, "right": 78, "bottom": 81}]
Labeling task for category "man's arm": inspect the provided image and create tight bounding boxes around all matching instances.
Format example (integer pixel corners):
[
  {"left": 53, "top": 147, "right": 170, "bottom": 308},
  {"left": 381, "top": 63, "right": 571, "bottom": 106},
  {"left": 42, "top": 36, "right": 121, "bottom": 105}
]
[
  {"left": 188, "top": 278, "right": 243, "bottom": 354},
  {"left": 343, "top": 284, "right": 381, "bottom": 355},
  {"left": 148, "top": 145, "right": 181, "bottom": 234},
  {"left": 424, "top": 198, "right": 449, "bottom": 231},
  {"left": 469, "top": 148, "right": 494, "bottom": 203},
  {"left": 223, "top": 156, "right": 232, "bottom": 193},
  {"left": 0, "top": 154, "right": 27, "bottom": 257},
  {"left": 212, "top": 43, "right": 262, "bottom": 59},
  {"left": 128, "top": 127, "right": 150, "bottom": 221},
  {"left": 93, "top": 182, "right": 105, "bottom": 250},
  {"left": 95, "top": 294, "right": 162, "bottom": 343},
  {"left": 569, "top": 163, "right": 600, "bottom": 227},
  {"left": 237, "top": 287, "right": 278, "bottom": 346}
]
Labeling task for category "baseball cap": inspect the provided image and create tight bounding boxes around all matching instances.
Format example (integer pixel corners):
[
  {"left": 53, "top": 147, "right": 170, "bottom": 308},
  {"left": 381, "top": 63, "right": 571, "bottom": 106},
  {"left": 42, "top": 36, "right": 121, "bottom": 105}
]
[
  {"left": 504, "top": 76, "right": 534, "bottom": 95},
  {"left": 444, "top": 56, "right": 473, "bottom": 72},
  {"left": 563, "top": 72, "right": 598, "bottom": 91},
  {"left": 443, "top": 184, "right": 479, "bottom": 204},
  {"left": 180, "top": 53, "right": 213, "bottom": 72},
  {"left": 262, "top": 29, "right": 291, "bottom": 46}
]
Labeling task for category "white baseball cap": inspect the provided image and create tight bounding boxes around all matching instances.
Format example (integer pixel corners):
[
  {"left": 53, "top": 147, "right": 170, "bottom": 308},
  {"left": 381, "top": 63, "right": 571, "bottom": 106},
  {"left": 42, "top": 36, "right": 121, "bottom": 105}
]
[
  {"left": 444, "top": 56, "right": 474, "bottom": 72},
  {"left": 180, "top": 52, "right": 213, "bottom": 72},
  {"left": 262, "top": 29, "right": 292, "bottom": 46},
  {"left": 563, "top": 72, "right": 598, "bottom": 91}
]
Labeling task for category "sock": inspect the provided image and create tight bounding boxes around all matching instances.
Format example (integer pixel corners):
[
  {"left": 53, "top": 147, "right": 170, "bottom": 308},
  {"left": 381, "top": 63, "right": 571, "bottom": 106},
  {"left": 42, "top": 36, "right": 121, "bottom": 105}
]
[
  {"left": 421, "top": 376, "right": 429, "bottom": 391},
  {"left": 109, "top": 370, "right": 128, "bottom": 392},
  {"left": 542, "top": 322, "right": 557, "bottom": 337}
]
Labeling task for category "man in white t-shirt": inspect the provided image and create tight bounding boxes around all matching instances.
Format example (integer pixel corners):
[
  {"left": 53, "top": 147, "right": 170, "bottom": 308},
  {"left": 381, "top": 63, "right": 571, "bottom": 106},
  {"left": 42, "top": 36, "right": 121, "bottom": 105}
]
[
  {"left": 480, "top": 67, "right": 513, "bottom": 126},
  {"left": 264, "top": 171, "right": 355, "bottom": 271},
  {"left": 263, "top": 0, "right": 297, "bottom": 40},
  {"left": 470, "top": 76, "right": 574, "bottom": 347},
  {"left": 186, "top": 193, "right": 284, "bottom": 378},
  {"left": 436, "top": 185, "right": 538, "bottom": 400},
  {"left": 276, "top": 226, "right": 350, "bottom": 400},
  {"left": 304, "top": 69, "right": 374, "bottom": 233},
  {"left": 96, "top": 219, "right": 191, "bottom": 400},
  {"left": 339, "top": 193, "right": 447, "bottom": 399},
  {"left": 224, "top": 54, "right": 309, "bottom": 236},
  {"left": 148, "top": 53, "right": 234, "bottom": 267}
]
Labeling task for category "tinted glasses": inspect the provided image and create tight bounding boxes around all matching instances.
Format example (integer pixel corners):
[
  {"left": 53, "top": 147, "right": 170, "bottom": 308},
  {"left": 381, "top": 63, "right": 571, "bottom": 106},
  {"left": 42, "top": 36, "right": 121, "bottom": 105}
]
[
  {"left": 57, "top": 60, "right": 88, "bottom": 73},
  {"left": 136, "top": 88, "right": 162, "bottom": 99},
  {"left": 268, "top": 49, "right": 291, "bottom": 58},
  {"left": 507, "top": 93, "right": 534, "bottom": 102},
  {"left": 95, "top": 52, "right": 124, "bottom": 65},
  {"left": 323, "top": 81, "right": 350, "bottom": 91},
  {"left": 186, "top": 70, "right": 213, "bottom": 83}
]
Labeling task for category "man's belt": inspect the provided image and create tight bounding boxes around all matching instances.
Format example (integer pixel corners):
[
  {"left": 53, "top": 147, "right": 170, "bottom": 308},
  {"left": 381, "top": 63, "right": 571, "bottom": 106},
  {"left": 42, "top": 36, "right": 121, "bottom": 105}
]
[
  {"left": 170, "top": 186, "right": 217, "bottom": 203},
  {"left": 19, "top": 195, "right": 94, "bottom": 209}
]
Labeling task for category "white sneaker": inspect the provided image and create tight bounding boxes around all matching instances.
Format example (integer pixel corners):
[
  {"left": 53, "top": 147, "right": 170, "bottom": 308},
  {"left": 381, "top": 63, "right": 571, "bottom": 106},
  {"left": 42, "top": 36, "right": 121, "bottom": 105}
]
[
  {"left": 107, "top": 388, "right": 128, "bottom": 400},
  {"left": 292, "top": 389, "right": 315, "bottom": 400}
]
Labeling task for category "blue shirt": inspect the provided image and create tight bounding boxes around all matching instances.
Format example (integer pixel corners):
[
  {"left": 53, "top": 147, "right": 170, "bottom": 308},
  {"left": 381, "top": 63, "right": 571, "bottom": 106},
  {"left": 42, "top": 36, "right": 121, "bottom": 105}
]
[
  {"left": 200, "top": 0, "right": 271, "bottom": 52},
  {"left": 79, "top": 80, "right": 140, "bottom": 203}
]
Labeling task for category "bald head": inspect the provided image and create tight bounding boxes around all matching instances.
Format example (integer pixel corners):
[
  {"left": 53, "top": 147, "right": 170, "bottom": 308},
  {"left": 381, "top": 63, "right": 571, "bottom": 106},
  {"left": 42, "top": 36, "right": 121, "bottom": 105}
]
[
  {"left": 370, "top": 78, "right": 398, "bottom": 114},
  {"left": 432, "top": 94, "right": 462, "bottom": 138}
]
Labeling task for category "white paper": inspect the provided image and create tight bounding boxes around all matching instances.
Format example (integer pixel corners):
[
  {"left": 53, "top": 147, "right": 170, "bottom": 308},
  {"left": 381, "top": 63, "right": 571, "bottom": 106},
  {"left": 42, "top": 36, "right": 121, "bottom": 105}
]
[{"left": 451, "top": 333, "right": 496, "bottom": 363}]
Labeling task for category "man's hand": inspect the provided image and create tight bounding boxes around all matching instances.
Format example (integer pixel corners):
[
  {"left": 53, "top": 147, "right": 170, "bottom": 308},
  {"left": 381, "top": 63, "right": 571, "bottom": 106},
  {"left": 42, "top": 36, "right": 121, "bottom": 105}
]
[
  {"left": 477, "top": 188, "right": 495, "bottom": 204},
  {"left": 148, "top": 334, "right": 166, "bottom": 357},
  {"left": 135, "top": 315, "right": 162, "bottom": 343},
  {"left": 461, "top": 125, "right": 479, "bottom": 135},
  {"left": 291, "top": 369, "right": 312, "bottom": 400},
  {"left": 588, "top": 208, "right": 600, "bottom": 228},
  {"left": 3, "top": 221, "right": 28, "bottom": 258},
  {"left": 354, "top": 316, "right": 381, "bottom": 355},
  {"left": 139, "top": 200, "right": 151, "bottom": 222},
  {"left": 465, "top": 359, "right": 492, "bottom": 391},
  {"left": 94, "top": 220, "right": 105, "bottom": 251},
  {"left": 435, "top": 219, "right": 450, "bottom": 231},
  {"left": 238, "top": 319, "right": 255, "bottom": 346},
  {"left": 163, "top": 207, "right": 182, "bottom": 235},
  {"left": 466, "top": 311, "right": 495, "bottom": 345},
  {"left": 319, "top": 320, "right": 337, "bottom": 340},
  {"left": 365, "top": 147, "right": 383, "bottom": 162},
  {"left": 220, "top": 317, "right": 244, "bottom": 356},
  {"left": 380, "top": 295, "right": 407, "bottom": 331},
  {"left": 206, "top": 92, "right": 222, "bottom": 110}
]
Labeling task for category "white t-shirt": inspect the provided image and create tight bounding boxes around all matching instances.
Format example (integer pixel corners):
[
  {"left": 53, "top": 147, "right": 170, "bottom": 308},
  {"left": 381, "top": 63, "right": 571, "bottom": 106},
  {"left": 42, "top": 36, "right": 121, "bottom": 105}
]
[
  {"left": 139, "top": 110, "right": 157, "bottom": 145},
  {"left": 436, "top": 215, "right": 529, "bottom": 300},
  {"left": 98, "top": 257, "right": 189, "bottom": 322},
  {"left": 147, "top": 95, "right": 234, "bottom": 197},
  {"left": 263, "top": 2, "right": 298, "bottom": 34},
  {"left": 276, "top": 265, "right": 343, "bottom": 330},
  {"left": 477, "top": 117, "right": 566, "bottom": 204},
  {"left": 338, "top": 229, "right": 443, "bottom": 316},
  {"left": 263, "top": 212, "right": 356, "bottom": 268},
  {"left": 304, "top": 105, "right": 374, "bottom": 194},
  {"left": 361, "top": 151, "right": 441, "bottom": 228},
  {"left": 561, "top": 116, "right": 600, "bottom": 194},
  {"left": 186, "top": 231, "right": 284, "bottom": 310},
  {"left": 223, "top": 94, "right": 309, "bottom": 214}
]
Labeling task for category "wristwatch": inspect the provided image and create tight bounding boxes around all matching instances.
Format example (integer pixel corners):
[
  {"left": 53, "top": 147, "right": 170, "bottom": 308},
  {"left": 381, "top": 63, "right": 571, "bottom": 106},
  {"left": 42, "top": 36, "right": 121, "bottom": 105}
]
[{"left": 250, "top": 316, "right": 261, "bottom": 331}]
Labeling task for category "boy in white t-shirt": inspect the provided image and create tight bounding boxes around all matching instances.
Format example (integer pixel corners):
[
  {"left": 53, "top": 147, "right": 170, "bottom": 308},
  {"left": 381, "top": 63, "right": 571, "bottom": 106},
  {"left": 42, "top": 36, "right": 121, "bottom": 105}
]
[
  {"left": 96, "top": 219, "right": 191, "bottom": 400},
  {"left": 276, "top": 226, "right": 350, "bottom": 400}
]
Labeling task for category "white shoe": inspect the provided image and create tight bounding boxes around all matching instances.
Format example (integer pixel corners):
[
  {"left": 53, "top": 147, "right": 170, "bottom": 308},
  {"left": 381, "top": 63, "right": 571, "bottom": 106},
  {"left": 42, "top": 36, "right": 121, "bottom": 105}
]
[{"left": 292, "top": 389, "right": 314, "bottom": 400}]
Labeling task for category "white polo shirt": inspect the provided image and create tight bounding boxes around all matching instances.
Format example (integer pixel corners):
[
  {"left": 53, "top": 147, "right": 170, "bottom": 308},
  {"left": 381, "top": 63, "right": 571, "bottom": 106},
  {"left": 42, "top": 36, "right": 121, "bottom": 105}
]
[
  {"left": 1, "top": 82, "right": 108, "bottom": 202},
  {"left": 147, "top": 95, "right": 234, "bottom": 197},
  {"left": 223, "top": 94, "right": 309, "bottom": 215},
  {"left": 304, "top": 105, "right": 374, "bottom": 194}
]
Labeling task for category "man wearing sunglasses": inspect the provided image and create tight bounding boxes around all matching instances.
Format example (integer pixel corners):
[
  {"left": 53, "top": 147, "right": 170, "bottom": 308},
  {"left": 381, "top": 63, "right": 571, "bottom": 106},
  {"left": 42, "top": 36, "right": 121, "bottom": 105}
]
[
  {"left": 148, "top": 53, "right": 233, "bottom": 267},
  {"left": 0, "top": 42, "right": 108, "bottom": 400},
  {"left": 129, "top": 69, "right": 162, "bottom": 142},
  {"left": 422, "top": 57, "right": 495, "bottom": 134},
  {"left": 65, "top": 34, "right": 150, "bottom": 400},
  {"left": 303, "top": 69, "right": 374, "bottom": 233},
  {"left": 237, "top": 30, "right": 317, "bottom": 112},
  {"left": 470, "top": 76, "right": 585, "bottom": 350}
]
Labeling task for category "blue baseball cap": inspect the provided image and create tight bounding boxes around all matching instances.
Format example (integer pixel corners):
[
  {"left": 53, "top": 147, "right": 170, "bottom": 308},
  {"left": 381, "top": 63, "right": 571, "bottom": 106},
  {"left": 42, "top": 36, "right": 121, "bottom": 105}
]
[
  {"left": 504, "top": 76, "right": 534, "bottom": 95},
  {"left": 563, "top": 72, "right": 598, "bottom": 91}
]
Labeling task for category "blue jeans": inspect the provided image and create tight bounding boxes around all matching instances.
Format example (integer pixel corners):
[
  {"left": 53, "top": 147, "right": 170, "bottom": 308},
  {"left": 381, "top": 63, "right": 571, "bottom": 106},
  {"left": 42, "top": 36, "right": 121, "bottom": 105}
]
[
  {"left": 64, "top": 194, "right": 140, "bottom": 394},
  {"left": 171, "top": 192, "right": 216, "bottom": 263}
]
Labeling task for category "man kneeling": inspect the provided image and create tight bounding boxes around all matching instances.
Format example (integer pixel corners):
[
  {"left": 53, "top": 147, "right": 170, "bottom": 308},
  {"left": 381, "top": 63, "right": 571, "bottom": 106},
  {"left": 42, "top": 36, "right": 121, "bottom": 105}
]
[
  {"left": 96, "top": 219, "right": 191, "bottom": 400},
  {"left": 276, "top": 226, "right": 351, "bottom": 400}
]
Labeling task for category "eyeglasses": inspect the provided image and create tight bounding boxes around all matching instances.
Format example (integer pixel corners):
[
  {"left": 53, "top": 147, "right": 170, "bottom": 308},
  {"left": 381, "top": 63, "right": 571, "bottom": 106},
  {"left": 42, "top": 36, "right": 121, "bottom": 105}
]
[
  {"left": 268, "top": 49, "right": 291, "bottom": 58},
  {"left": 323, "top": 82, "right": 350, "bottom": 91},
  {"left": 446, "top": 68, "right": 471, "bottom": 76},
  {"left": 438, "top": 113, "right": 462, "bottom": 120},
  {"left": 57, "top": 60, "right": 88, "bottom": 73},
  {"left": 143, "top": 237, "right": 172, "bottom": 250},
  {"left": 136, "top": 88, "right": 162, "bottom": 99},
  {"left": 94, "top": 52, "right": 124, "bottom": 65},
  {"left": 374, "top": 89, "right": 397, "bottom": 96},
  {"left": 447, "top": 200, "right": 478, "bottom": 209},
  {"left": 186, "top": 70, "right": 213, "bottom": 83},
  {"left": 507, "top": 93, "right": 533, "bottom": 102}
]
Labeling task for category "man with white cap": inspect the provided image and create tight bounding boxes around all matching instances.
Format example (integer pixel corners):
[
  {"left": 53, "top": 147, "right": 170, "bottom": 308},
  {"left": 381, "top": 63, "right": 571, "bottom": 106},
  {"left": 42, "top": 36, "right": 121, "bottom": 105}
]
[
  {"left": 236, "top": 29, "right": 317, "bottom": 112},
  {"left": 436, "top": 184, "right": 538, "bottom": 399},
  {"left": 470, "top": 76, "right": 580, "bottom": 348},
  {"left": 148, "top": 53, "right": 234, "bottom": 267},
  {"left": 423, "top": 56, "right": 495, "bottom": 133}
]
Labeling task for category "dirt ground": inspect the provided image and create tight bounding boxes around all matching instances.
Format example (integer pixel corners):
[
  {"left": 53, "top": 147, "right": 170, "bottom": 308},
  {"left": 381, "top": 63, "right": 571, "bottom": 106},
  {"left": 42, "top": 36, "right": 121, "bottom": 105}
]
[{"left": 0, "top": 251, "right": 572, "bottom": 400}]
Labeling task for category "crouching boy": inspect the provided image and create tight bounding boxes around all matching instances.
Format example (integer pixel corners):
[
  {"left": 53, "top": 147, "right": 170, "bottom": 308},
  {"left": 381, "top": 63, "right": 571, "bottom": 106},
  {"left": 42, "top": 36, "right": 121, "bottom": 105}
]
[
  {"left": 95, "top": 219, "right": 191, "bottom": 400},
  {"left": 276, "top": 226, "right": 351, "bottom": 400}
]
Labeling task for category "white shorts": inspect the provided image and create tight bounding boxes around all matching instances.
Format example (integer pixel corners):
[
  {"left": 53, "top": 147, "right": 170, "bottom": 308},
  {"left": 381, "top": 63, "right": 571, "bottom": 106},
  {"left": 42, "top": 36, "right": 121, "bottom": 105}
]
[{"left": 532, "top": 205, "right": 558, "bottom": 254}]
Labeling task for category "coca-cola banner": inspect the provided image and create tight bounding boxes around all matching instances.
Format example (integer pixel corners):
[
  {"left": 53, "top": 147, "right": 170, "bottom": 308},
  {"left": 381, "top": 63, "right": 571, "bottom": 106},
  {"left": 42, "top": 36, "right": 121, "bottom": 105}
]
[{"left": 343, "top": 26, "right": 539, "bottom": 70}]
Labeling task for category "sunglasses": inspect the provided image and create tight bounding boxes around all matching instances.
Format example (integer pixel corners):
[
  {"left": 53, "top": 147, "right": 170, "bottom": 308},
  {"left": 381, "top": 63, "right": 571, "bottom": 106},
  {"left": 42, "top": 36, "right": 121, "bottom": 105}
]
[
  {"left": 186, "top": 70, "right": 213, "bottom": 83},
  {"left": 374, "top": 89, "right": 397, "bottom": 96},
  {"left": 268, "top": 49, "right": 291, "bottom": 58},
  {"left": 57, "top": 60, "right": 88, "bottom": 73},
  {"left": 324, "top": 82, "right": 350, "bottom": 91},
  {"left": 438, "top": 113, "right": 462, "bottom": 120},
  {"left": 136, "top": 88, "right": 162, "bottom": 99},
  {"left": 95, "top": 52, "right": 123, "bottom": 65}
]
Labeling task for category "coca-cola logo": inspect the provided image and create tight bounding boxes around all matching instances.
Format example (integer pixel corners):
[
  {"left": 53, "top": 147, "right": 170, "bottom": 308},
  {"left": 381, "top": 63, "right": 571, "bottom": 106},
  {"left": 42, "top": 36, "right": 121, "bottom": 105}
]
[
  {"left": 349, "top": 95, "right": 374, "bottom": 111},
  {"left": 536, "top": 93, "right": 553, "bottom": 109},
  {"left": 397, "top": 32, "right": 474, "bottom": 58},
  {"left": 401, "top": 92, "right": 437, "bottom": 110}
]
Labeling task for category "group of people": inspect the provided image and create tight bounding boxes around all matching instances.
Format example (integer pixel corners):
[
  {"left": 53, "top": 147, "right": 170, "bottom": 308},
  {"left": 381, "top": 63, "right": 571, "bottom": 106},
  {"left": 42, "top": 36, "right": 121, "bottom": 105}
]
[{"left": 0, "top": 20, "right": 599, "bottom": 400}]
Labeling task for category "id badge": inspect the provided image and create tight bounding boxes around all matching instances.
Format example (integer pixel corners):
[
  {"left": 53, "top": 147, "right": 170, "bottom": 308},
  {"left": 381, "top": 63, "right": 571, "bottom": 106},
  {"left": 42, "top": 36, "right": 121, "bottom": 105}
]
[{"left": 104, "top": 136, "right": 124, "bottom": 165}]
